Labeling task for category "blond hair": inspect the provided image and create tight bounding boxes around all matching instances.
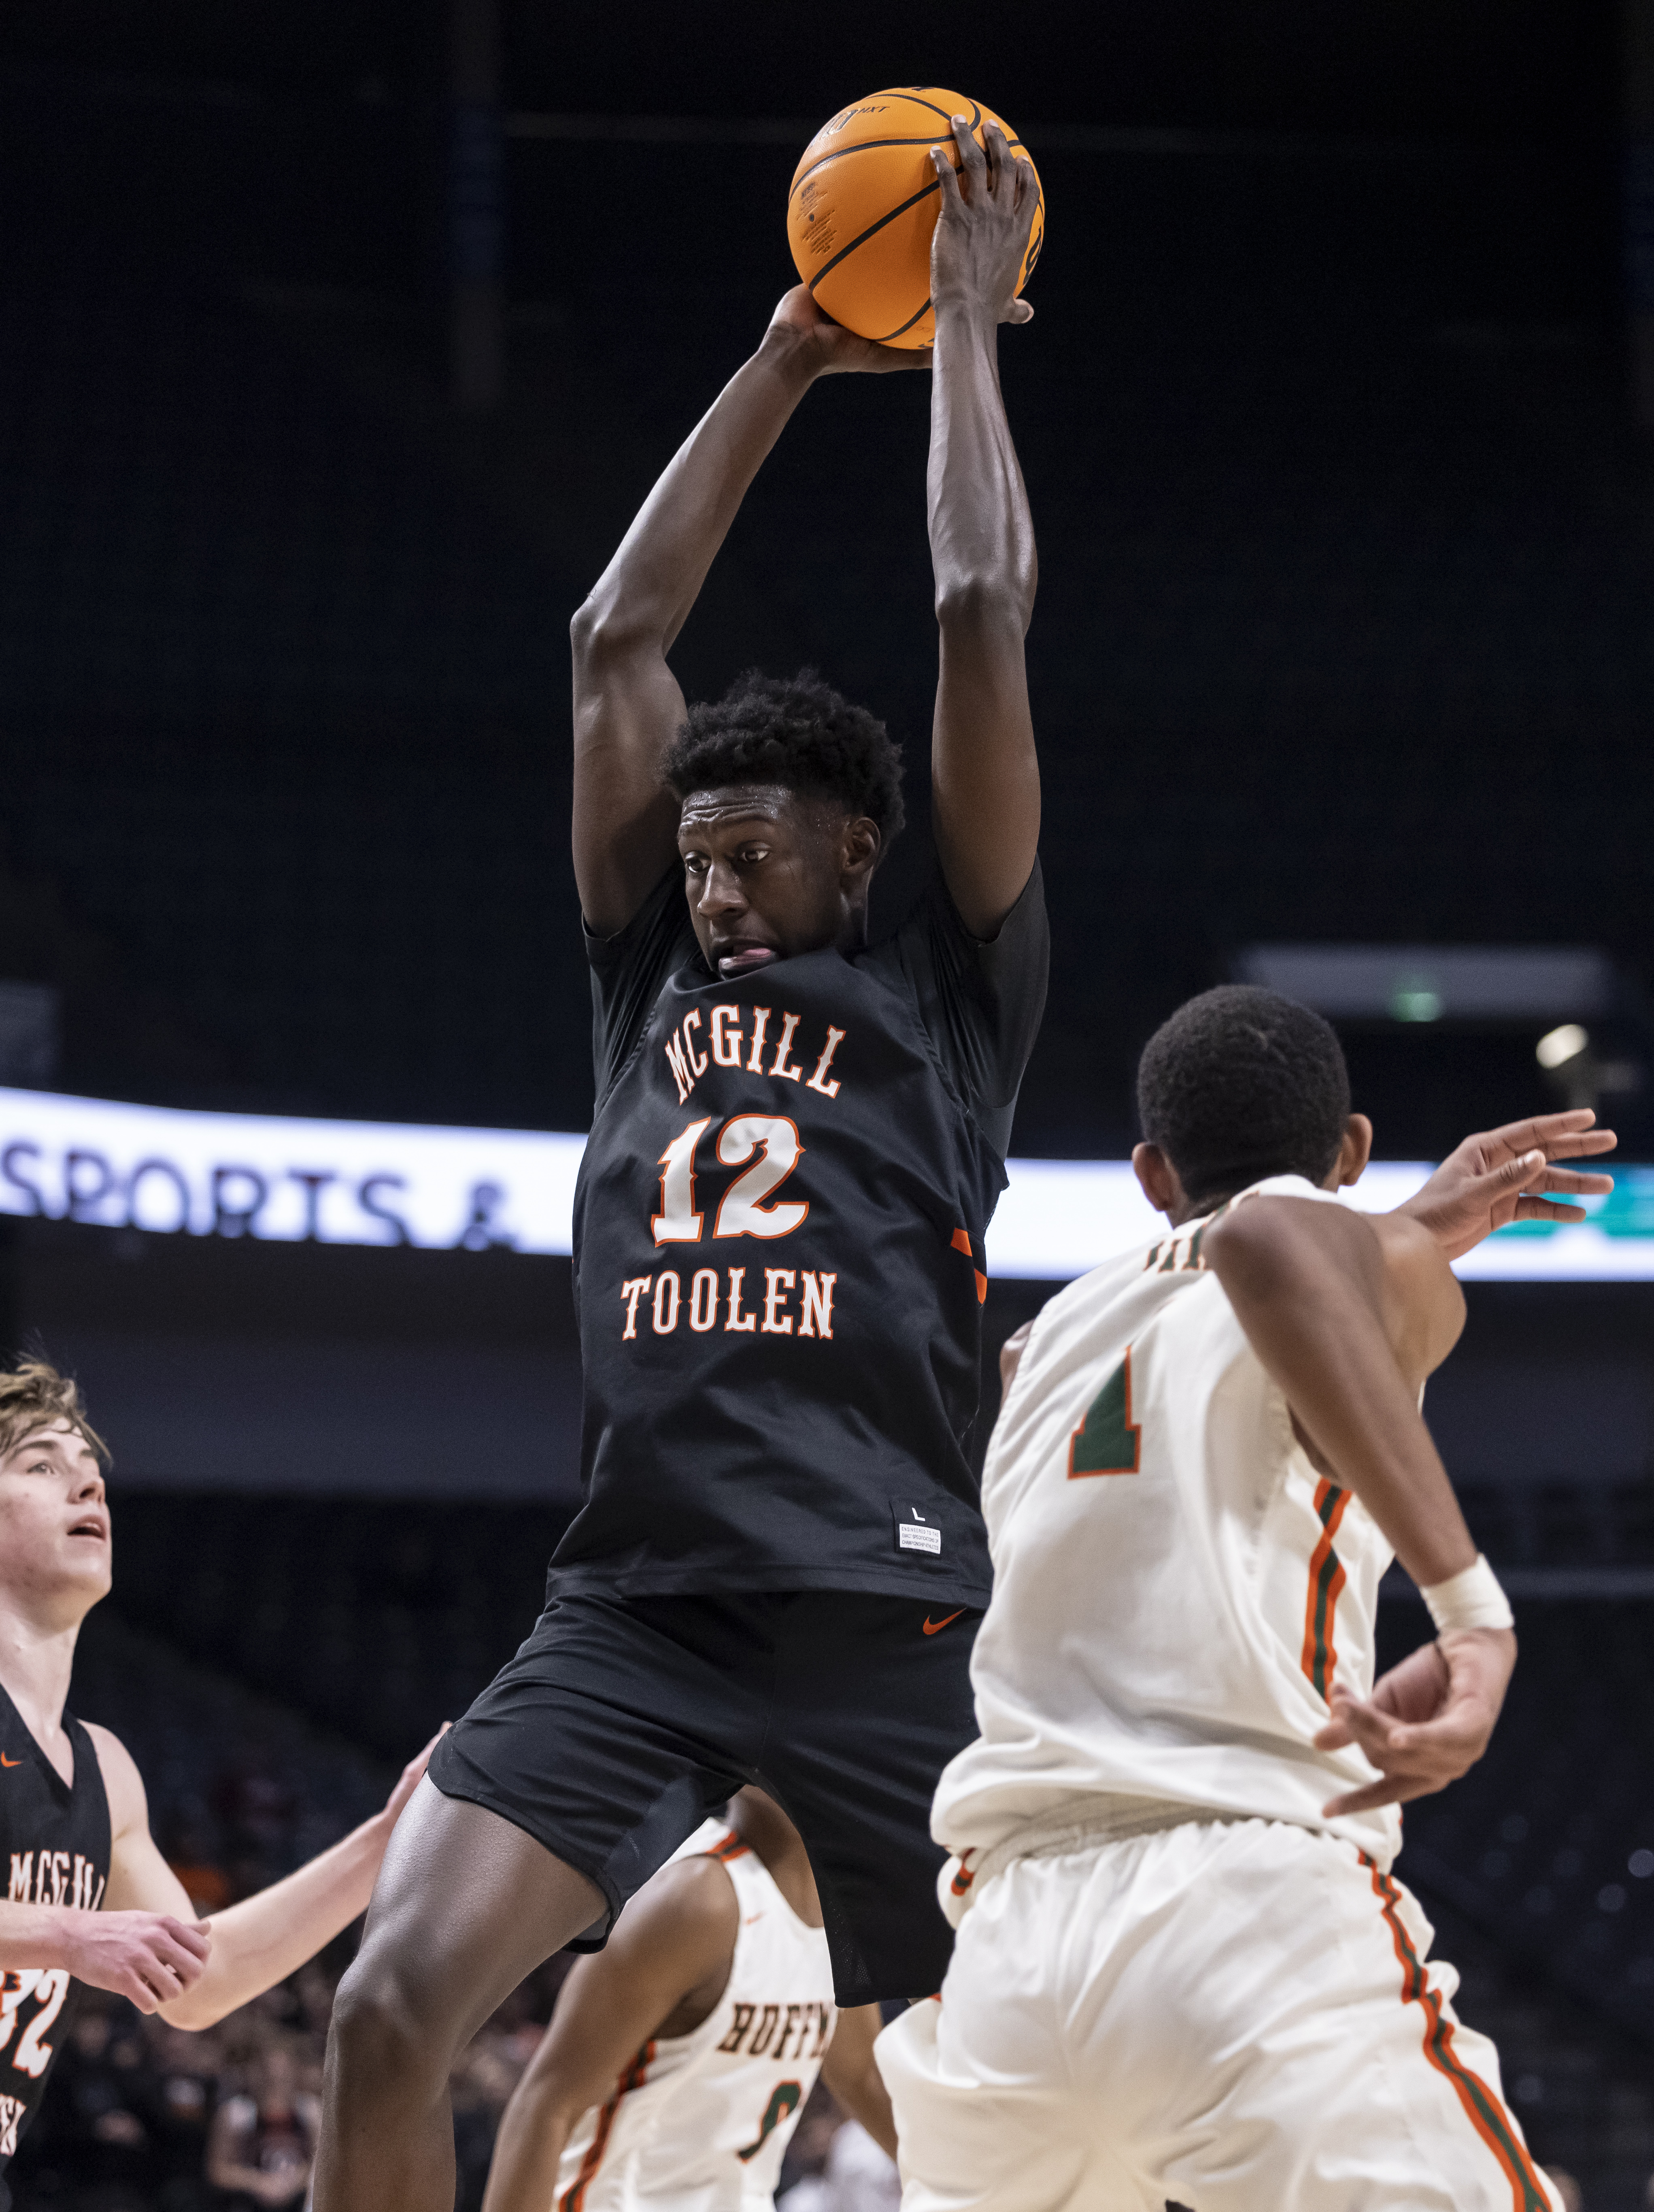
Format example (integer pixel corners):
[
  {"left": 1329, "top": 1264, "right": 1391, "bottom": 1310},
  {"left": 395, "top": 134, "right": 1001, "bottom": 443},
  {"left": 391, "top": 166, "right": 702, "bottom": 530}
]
[{"left": 0, "top": 1359, "right": 109, "bottom": 1467}]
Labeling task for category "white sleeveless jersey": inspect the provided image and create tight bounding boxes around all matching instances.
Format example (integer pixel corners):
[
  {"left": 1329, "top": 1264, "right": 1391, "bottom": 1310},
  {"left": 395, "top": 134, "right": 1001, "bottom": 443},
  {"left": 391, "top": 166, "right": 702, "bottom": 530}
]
[
  {"left": 934, "top": 1174, "right": 1403, "bottom": 1874},
  {"left": 555, "top": 1821, "right": 838, "bottom": 2212}
]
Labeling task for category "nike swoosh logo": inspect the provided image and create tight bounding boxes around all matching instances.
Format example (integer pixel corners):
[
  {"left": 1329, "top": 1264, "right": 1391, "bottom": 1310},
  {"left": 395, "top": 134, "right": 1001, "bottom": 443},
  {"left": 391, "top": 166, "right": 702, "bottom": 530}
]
[
  {"left": 0, "top": 1756, "right": 20, "bottom": 1768},
  {"left": 922, "top": 1610, "right": 966, "bottom": 1636}
]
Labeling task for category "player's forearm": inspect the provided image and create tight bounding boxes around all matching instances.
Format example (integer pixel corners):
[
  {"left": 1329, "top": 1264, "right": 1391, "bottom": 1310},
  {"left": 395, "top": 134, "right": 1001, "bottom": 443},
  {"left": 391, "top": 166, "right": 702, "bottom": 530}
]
[
  {"left": 574, "top": 331, "right": 817, "bottom": 664},
  {"left": 1209, "top": 1218, "right": 1476, "bottom": 1587},
  {"left": 0, "top": 1900, "right": 85, "bottom": 1972},
  {"left": 480, "top": 2078, "right": 579, "bottom": 2212},
  {"left": 927, "top": 302, "right": 1035, "bottom": 636},
  {"left": 160, "top": 1814, "right": 390, "bottom": 2030}
]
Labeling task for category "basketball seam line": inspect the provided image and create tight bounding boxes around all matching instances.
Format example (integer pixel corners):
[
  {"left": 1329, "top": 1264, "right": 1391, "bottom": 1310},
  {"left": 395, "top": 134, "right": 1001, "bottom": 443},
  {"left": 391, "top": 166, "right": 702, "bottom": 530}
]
[
  {"left": 872, "top": 296, "right": 935, "bottom": 345},
  {"left": 806, "top": 177, "right": 942, "bottom": 294},
  {"left": 790, "top": 135, "right": 984, "bottom": 200}
]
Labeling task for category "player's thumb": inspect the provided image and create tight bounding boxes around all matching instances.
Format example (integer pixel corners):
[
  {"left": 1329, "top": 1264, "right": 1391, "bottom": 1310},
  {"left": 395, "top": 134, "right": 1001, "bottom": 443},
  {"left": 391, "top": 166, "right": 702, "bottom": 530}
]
[{"left": 1486, "top": 1148, "right": 1544, "bottom": 1190}]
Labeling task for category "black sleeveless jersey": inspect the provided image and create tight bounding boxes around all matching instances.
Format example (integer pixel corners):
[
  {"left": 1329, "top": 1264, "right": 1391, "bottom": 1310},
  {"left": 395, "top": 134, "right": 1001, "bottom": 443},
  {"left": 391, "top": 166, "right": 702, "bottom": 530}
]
[
  {"left": 0, "top": 1689, "right": 111, "bottom": 2204},
  {"left": 555, "top": 859, "right": 1048, "bottom": 1606}
]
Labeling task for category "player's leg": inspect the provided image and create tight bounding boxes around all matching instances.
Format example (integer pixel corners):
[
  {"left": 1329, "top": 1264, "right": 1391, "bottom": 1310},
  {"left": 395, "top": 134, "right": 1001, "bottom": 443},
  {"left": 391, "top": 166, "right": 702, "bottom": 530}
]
[
  {"left": 316, "top": 1586, "right": 754, "bottom": 2212},
  {"left": 876, "top": 1844, "right": 1163, "bottom": 2212},
  {"left": 315, "top": 1782, "right": 603, "bottom": 2212},
  {"left": 1169, "top": 1840, "right": 1560, "bottom": 2212},
  {"left": 759, "top": 1593, "right": 982, "bottom": 2005},
  {"left": 1067, "top": 1819, "right": 1563, "bottom": 2212}
]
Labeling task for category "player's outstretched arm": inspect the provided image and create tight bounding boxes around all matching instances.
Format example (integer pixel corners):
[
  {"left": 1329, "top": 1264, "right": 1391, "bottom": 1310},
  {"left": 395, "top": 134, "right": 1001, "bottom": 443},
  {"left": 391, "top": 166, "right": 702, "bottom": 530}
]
[
  {"left": 87, "top": 1723, "right": 441, "bottom": 2030},
  {"left": 572, "top": 291, "right": 925, "bottom": 937},
  {"left": 926, "top": 115, "right": 1041, "bottom": 939},
  {"left": 1204, "top": 1197, "right": 1516, "bottom": 1813},
  {"left": 822, "top": 2003, "right": 899, "bottom": 2160},
  {"left": 481, "top": 1857, "right": 738, "bottom": 2212}
]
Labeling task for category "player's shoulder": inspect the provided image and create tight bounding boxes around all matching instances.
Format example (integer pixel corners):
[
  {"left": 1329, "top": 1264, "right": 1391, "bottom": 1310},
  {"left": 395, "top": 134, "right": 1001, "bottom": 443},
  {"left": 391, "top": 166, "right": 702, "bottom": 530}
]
[{"left": 631, "top": 1849, "right": 742, "bottom": 1944}]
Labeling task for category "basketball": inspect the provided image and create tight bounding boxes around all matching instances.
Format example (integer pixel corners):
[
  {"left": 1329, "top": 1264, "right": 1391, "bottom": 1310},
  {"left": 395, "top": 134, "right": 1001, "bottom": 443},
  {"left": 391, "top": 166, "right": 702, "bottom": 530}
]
[{"left": 787, "top": 87, "right": 1044, "bottom": 349}]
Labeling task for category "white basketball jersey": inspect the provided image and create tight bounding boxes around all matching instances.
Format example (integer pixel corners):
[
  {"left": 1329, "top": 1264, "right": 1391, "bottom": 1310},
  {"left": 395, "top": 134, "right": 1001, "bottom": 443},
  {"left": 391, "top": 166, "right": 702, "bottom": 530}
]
[
  {"left": 555, "top": 1821, "right": 838, "bottom": 2212},
  {"left": 934, "top": 1174, "right": 1403, "bottom": 1875}
]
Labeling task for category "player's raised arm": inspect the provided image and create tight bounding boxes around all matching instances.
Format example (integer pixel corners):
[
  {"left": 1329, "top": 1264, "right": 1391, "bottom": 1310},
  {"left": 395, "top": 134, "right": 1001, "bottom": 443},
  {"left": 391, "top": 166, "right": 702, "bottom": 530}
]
[
  {"left": 925, "top": 116, "right": 1041, "bottom": 939},
  {"left": 571, "top": 292, "right": 925, "bottom": 936},
  {"left": 480, "top": 1859, "right": 737, "bottom": 2212}
]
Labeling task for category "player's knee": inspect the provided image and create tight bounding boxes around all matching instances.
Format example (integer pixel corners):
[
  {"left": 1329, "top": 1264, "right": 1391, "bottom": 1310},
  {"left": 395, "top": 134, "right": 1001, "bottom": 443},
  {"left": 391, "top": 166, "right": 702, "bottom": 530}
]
[{"left": 329, "top": 1950, "right": 450, "bottom": 2097}]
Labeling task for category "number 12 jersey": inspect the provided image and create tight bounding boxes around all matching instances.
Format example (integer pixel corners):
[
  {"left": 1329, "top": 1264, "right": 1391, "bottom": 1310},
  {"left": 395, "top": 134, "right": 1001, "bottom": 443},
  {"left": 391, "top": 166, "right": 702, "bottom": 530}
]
[{"left": 555, "top": 862, "right": 1048, "bottom": 1608}]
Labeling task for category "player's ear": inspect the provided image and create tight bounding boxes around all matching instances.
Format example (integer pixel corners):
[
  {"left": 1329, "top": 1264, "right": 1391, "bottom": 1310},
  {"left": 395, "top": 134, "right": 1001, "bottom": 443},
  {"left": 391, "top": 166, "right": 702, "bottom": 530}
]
[
  {"left": 840, "top": 815, "right": 880, "bottom": 885},
  {"left": 1133, "top": 1142, "right": 1182, "bottom": 1219},
  {"left": 1332, "top": 1113, "right": 1374, "bottom": 1189}
]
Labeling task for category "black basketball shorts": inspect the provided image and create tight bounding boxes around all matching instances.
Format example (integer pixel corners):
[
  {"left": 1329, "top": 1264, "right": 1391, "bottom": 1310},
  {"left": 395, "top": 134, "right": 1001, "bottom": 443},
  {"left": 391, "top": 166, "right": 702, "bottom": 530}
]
[{"left": 426, "top": 1583, "right": 982, "bottom": 2007}]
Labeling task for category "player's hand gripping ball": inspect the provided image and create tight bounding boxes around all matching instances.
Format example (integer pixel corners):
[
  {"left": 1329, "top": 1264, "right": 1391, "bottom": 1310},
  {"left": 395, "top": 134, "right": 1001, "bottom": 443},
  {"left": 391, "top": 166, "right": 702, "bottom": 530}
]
[{"left": 787, "top": 87, "right": 1043, "bottom": 349}]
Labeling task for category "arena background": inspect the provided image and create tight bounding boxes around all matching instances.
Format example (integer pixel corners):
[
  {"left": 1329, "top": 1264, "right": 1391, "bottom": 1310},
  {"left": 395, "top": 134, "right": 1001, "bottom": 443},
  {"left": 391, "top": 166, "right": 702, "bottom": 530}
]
[{"left": 1, "top": 1, "right": 1652, "bottom": 2203}]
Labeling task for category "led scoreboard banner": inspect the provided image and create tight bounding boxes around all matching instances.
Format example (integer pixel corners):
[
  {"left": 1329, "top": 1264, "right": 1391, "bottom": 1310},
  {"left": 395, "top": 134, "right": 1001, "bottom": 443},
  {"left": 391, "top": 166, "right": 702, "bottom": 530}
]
[{"left": 0, "top": 1085, "right": 1649, "bottom": 1282}]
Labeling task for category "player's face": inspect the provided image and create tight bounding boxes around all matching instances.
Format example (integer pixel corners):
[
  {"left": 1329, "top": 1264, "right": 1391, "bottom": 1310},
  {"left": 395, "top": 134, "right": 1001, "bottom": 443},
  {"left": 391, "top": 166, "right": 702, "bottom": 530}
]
[
  {"left": 0, "top": 1421, "right": 111, "bottom": 1624},
  {"left": 677, "top": 785, "right": 879, "bottom": 979}
]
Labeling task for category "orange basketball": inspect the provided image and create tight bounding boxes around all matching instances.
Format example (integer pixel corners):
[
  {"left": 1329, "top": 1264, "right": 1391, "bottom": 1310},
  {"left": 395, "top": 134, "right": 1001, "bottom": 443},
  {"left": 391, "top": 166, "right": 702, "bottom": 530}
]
[{"left": 787, "top": 86, "right": 1044, "bottom": 350}]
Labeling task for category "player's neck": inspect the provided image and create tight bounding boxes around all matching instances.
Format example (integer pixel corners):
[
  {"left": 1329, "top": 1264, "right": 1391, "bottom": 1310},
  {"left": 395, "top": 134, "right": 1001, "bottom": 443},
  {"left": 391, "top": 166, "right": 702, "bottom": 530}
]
[
  {"left": 730, "top": 1794, "right": 825, "bottom": 1929},
  {"left": 0, "top": 1596, "right": 81, "bottom": 1763}
]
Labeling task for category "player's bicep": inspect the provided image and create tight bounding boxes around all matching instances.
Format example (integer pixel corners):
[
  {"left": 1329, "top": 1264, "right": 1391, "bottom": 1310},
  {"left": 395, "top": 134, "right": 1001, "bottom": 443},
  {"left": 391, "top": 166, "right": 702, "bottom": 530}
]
[
  {"left": 1369, "top": 1214, "right": 1467, "bottom": 1387},
  {"left": 85, "top": 1729, "right": 192, "bottom": 1918},
  {"left": 571, "top": 627, "right": 689, "bottom": 936}
]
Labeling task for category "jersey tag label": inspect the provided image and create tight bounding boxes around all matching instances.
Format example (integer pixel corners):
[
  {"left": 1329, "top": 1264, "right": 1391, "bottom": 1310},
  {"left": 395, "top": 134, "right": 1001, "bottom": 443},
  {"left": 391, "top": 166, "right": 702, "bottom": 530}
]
[{"left": 893, "top": 1504, "right": 942, "bottom": 1555}]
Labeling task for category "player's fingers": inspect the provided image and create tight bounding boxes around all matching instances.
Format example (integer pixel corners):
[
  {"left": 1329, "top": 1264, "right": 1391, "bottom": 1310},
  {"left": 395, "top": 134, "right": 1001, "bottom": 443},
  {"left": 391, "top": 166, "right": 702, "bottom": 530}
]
[
  {"left": 954, "top": 115, "right": 988, "bottom": 180},
  {"left": 930, "top": 145, "right": 964, "bottom": 205},
  {"left": 1312, "top": 1714, "right": 1356, "bottom": 1751},
  {"left": 1537, "top": 1131, "right": 1617, "bottom": 1161},
  {"left": 1512, "top": 1197, "right": 1587, "bottom": 1226},
  {"left": 121, "top": 1971, "right": 160, "bottom": 2014},
  {"left": 1327, "top": 1695, "right": 1402, "bottom": 1761},
  {"left": 1529, "top": 1165, "right": 1615, "bottom": 1193},
  {"left": 980, "top": 118, "right": 1010, "bottom": 189},
  {"left": 148, "top": 1936, "right": 206, "bottom": 1983},
  {"left": 160, "top": 1916, "right": 213, "bottom": 1958},
  {"left": 1484, "top": 1110, "right": 1599, "bottom": 1158},
  {"left": 1322, "top": 1776, "right": 1434, "bottom": 1816}
]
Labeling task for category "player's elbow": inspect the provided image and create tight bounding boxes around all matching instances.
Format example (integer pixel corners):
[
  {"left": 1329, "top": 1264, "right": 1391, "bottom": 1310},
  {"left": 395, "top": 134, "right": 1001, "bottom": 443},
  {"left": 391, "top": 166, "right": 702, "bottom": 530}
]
[
  {"left": 933, "top": 571, "right": 1033, "bottom": 639},
  {"left": 570, "top": 593, "right": 658, "bottom": 675},
  {"left": 157, "top": 1987, "right": 231, "bottom": 2033}
]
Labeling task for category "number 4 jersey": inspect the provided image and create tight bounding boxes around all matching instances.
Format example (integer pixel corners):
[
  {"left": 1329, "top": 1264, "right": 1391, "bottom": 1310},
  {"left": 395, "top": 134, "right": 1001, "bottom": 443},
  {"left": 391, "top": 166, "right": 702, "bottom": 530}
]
[
  {"left": 0, "top": 1687, "right": 111, "bottom": 2204},
  {"left": 555, "top": 1819, "right": 838, "bottom": 2212},
  {"left": 557, "top": 862, "right": 1048, "bottom": 1606},
  {"left": 932, "top": 1174, "right": 1402, "bottom": 1885}
]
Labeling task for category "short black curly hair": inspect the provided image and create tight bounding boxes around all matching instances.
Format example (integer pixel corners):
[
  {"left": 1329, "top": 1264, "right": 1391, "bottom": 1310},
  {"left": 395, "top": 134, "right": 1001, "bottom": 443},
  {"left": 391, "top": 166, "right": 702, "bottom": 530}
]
[
  {"left": 661, "top": 668, "right": 906, "bottom": 848},
  {"left": 1136, "top": 985, "right": 1351, "bottom": 1210}
]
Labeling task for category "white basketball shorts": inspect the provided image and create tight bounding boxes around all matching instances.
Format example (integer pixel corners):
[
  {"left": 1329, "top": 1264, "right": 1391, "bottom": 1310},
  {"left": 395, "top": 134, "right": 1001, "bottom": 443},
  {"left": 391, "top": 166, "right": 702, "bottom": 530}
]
[{"left": 876, "top": 1816, "right": 1558, "bottom": 2212}]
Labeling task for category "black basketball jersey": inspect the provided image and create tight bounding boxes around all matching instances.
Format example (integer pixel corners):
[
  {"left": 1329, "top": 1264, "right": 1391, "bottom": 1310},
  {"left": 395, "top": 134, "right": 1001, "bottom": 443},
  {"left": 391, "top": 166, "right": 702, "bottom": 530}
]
[
  {"left": 555, "top": 859, "right": 1049, "bottom": 1605},
  {"left": 0, "top": 1688, "right": 111, "bottom": 2203}
]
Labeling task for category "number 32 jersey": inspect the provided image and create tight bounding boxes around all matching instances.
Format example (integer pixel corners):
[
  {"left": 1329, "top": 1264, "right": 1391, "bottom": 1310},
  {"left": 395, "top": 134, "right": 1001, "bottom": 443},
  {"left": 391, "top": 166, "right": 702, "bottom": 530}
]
[
  {"left": 0, "top": 1687, "right": 111, "bottom": 2206},
  {"left": 555, "top": 1820, "right": 838, "bottom": 2212},
  {"left": 556, "top": 863, "right": 1048, "bottom": 1606}
]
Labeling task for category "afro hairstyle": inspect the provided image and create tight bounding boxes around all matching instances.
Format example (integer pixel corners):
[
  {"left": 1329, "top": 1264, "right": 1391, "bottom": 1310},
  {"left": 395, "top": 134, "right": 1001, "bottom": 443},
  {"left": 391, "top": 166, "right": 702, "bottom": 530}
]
[
  {"left": 1136, "top": 985, "right": 1352, "bottom": 1210},
  {"left": 661, "top": 668, "right": 905, "bottom": 849}
]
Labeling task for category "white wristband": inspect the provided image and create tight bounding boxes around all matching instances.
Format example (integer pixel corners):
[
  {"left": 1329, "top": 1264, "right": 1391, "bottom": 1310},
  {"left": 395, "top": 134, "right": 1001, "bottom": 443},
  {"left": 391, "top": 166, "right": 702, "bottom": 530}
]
[{"left": 1419, "top": 1553, "right": 1514, "bottom": 1635}]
